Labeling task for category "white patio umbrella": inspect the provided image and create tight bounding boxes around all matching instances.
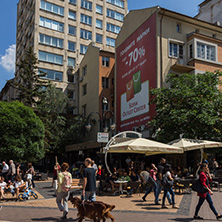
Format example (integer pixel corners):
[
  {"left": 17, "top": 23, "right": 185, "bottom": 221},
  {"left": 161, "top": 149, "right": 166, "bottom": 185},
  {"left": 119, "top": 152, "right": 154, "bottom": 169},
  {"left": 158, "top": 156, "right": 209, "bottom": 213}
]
[
  {"left": 108, "top": 138, "right": 184, "bottom": 156},
  {"left": 168, "top": 138, "right": 222, "bottom": 175},
  {"left": 168, "top": 138, "right": 222, "bottom": 151}
]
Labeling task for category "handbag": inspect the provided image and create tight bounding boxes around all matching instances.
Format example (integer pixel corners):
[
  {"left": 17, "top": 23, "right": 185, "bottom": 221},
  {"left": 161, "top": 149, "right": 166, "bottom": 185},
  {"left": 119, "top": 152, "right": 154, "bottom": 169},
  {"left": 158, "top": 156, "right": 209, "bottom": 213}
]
[
  {"left": 191, "top": 179, "right": 208, "bottom": 193},
  {"left": 161, "top": 175, "right": 174, "bottom": 188}
]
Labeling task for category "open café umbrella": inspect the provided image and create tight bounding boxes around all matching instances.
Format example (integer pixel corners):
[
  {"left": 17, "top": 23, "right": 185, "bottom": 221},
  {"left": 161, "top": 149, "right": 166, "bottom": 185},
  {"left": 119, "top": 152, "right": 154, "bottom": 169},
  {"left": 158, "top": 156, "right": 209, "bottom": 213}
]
[
  {"left": 168, "top": 138, "right": 222, "bottom": 175},
  {"left": 168, "top": 138, "right": 222, "bottom": 151},
  {"left": 108, "top": 138, "right": 184, "bottom": 156}
]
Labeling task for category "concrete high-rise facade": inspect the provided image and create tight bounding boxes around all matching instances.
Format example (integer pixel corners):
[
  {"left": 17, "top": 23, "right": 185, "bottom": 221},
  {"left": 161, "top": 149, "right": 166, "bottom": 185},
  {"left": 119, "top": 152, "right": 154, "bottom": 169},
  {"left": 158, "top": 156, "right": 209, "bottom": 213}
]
[{"left": 15, "top": 0, "right": 127, "bottom": 112}]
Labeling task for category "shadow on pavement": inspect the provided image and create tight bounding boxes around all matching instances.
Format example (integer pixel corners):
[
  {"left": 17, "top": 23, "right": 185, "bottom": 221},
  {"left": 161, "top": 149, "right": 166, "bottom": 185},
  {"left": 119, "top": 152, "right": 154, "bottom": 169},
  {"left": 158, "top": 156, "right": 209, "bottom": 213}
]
[
  {"left": 169, "top": 218, "right": 194, "bottom": 222},
  {"left": 31, "top": 217, "right": 78, "bottom": 221}
]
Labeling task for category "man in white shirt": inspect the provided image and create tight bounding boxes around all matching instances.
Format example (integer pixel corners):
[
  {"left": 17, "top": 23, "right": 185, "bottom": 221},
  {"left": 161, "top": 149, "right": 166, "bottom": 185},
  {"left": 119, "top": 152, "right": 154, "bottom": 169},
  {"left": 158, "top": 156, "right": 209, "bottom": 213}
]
[{"left": 2, "top": 161, "right": 9, "bottom": 182}]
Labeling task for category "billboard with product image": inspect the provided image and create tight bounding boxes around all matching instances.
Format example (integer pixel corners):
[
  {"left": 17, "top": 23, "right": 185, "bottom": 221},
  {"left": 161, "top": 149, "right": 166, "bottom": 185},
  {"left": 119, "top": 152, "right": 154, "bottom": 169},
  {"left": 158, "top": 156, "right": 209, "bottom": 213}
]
[{"left": 116, "top": 13, "right": 157, "bottom": 131}]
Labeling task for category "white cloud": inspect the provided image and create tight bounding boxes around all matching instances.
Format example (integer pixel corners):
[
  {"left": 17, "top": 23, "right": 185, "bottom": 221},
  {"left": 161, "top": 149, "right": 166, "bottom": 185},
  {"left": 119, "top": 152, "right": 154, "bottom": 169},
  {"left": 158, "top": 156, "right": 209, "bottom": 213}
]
[{"left": 0, "top": 44, "right": 16, "bottom": 73}]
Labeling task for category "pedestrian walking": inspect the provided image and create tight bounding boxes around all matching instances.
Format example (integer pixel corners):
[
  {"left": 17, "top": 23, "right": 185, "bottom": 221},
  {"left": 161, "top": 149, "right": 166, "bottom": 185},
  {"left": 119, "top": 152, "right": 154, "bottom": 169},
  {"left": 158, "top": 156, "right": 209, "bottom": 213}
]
[
  {"left": 156, "top": 158, "right": 172, "bottom": 205},
  {"left": 82, "top": 158, "right": 96, "bottom": 201},
  {"left": 25, "top": 163, "right": 35, "bottom": 188},
  {"left": 161, "top": 164, "right": 179, "bottom": 209},
  {"left": 194, "top": 163, "right": 222, "bottom": 220},
  {"left": 2, "top": 161, "right": 9, "bottom": 182},
  {"left": 7, "top": 160, "right": 16, "bottom": 182},
  {"left": 56, "top": 162, "right": 72, "bottom": 220},
  {"left": 141, "top": 164, "right": 158, "bottom": 204},
  {"left": 213, "top": 158, "right": 219, "bottom": 177}
]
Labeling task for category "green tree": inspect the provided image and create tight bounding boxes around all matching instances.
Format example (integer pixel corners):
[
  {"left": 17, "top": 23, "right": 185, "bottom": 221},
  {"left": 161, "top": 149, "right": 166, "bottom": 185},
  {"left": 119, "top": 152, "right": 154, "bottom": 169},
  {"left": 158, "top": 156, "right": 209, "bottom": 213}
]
[
  {"left": 0, "top": 101, "right": 45, "bottom": 162},
  {"left": 12, "top": 47, "right": 49, "bottom": 107},
  {"left": 36, "top": 84, "right": 68, "bottom": 153},
  {"left": 149, "top": 71, "right": 222, "bottom": 143}
]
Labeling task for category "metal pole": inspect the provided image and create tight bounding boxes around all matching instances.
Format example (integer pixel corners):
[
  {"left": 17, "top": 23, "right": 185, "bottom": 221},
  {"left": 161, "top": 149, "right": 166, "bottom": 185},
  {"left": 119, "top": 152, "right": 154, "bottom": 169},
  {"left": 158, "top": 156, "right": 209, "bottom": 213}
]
[{"left": 104, "top": 131, "right": 142, "bottom": 175}]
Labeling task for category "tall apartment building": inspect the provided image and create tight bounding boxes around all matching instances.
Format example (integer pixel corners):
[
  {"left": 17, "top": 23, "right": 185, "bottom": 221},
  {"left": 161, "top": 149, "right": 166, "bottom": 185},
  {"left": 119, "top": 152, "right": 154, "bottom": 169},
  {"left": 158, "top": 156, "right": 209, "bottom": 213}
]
[{"left": 14, "top": 0, "right": 127, "bottom": 111}]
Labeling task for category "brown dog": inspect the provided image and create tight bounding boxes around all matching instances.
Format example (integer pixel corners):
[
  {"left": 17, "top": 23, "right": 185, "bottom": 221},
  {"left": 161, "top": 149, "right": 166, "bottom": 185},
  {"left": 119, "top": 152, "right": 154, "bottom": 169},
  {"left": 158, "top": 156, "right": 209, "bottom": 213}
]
[{"left": 69, "top": 196, "right": 115, "bottom": 222}]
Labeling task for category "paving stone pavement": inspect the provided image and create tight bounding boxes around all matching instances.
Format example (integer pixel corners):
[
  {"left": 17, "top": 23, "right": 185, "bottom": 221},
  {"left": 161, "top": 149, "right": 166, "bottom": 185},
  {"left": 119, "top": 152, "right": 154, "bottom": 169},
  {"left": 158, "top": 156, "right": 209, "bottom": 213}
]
[{"left": 0, "top": 180, "right": 222, "bottom": 221}]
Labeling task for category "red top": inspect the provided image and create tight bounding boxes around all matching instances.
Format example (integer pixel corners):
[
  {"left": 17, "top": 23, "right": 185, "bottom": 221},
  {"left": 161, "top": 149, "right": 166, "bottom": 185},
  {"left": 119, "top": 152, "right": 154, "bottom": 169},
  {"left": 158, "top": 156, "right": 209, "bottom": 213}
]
[
  {"left": 97, "top": 168, "right": 102, "bottom": 176},
  {"left": 198, "top": 171, "right": 212, "bottom": 198},
  {"left": 53, "top": 165, "right": 60, "bottom": 176}
]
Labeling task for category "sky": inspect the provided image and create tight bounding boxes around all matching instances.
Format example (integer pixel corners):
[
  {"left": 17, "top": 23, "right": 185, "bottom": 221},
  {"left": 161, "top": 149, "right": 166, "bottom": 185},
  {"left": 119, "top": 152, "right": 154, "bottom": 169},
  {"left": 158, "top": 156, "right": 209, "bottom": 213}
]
[{"left": 0, "top": 0, "right": 204, "bottom": 91}]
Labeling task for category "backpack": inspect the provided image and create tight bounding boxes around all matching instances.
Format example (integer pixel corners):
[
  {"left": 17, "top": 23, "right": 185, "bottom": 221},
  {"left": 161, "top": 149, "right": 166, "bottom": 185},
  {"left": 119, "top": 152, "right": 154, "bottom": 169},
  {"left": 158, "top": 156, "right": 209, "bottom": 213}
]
[
  {"left": 61, "top": 172, "right": 71, "bottom": 192},
  {"left": 161, "top": 175, "right": 173, "bottom": 188}
]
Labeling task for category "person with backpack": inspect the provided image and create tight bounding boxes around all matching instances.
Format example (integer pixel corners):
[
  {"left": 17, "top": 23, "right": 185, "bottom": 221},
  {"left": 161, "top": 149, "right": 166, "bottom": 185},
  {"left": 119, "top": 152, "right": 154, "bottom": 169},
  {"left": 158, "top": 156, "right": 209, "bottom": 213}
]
[
  {"left": 193, "top": 163, "right": 222, "bottom": 220},
  {"left": 161, "top": 164, "right": 179, "bottom": 209},
  {"left": 56, "top": 162, "right": 72, "bottom": 220}
]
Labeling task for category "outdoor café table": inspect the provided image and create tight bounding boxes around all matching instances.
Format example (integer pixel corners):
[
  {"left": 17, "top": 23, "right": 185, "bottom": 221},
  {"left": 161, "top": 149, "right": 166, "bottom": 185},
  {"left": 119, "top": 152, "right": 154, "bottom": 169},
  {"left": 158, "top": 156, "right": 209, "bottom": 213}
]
[{"left": 113, "top": 180, "right": 128, "bottom": 195}]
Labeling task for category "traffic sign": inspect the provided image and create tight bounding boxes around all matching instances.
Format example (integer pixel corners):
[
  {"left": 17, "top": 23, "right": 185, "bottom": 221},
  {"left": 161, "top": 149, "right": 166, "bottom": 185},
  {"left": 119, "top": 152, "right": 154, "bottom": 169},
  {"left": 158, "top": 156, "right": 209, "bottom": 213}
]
[{"left": 97, "top": 132, "right": 109, "bottom": 143}]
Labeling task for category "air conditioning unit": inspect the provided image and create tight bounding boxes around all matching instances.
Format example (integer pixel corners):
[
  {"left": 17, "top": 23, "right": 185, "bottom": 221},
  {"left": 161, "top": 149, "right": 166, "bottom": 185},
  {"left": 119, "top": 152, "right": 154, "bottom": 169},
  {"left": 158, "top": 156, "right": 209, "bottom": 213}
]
[{"left": 79, "top": 76, "right": 83, "bottom": 82}]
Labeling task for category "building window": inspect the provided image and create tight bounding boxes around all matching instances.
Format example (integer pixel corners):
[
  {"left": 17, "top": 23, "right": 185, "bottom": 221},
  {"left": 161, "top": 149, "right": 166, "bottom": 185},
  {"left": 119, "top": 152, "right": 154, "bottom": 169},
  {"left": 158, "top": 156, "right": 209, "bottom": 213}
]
[
  {"left": 68, "top": 74, "right": 75, "bottom": 83},
  {"left": 107, "top": 0, "right": 124, "bottom": 8},
  {"left": 67, "top": 90, "right": 75, "bottom": 100},
  {"left": 96, "top": 5, "right": 103, "bottom": 14},
  {"left": 82, "top": 65, "right": 87, "bottom": 76},
  {"left": 96, "top": 34, "right": 103, "bottom": 43},
  {"left": 82, "top": 84, "right": 87, "bottom": 96},
  {"left": 68, "top": 41, "right": 76, "bottom": 51},
  {"left": 96, "top": 19, "right": 103, "bottom": 29},
  {"left": 176, "top": 23, "right": 181, "bottom": 33},
  {"left": 80, "top": 29, "right": 92, "bottom": 40},
  {"left": 80, "top": 44, "right": 88, "bottom": 54},
  {"left": 102, "top": 77, "right": 109, "bottom": 88},
  {"left": 196, "top": 42, "right": 216, "bottom": 61},
  {"left": 107, "top": 23, "right": 121, "bottom": 34},
  {"left": 39, "top": 51, "right": 63, "bottom": 65},
  {"left": 39, "top": 33, "right": 63, "bottom": 48},
  {"left": 39, "top": 68, "right": 63, "bottom": 81},
  {"left": 102, "top": 57, "right": 110, "bottom": 67},
  {"left": 69, "top": 10, "right": 76, "bottom": 20},
  {"left": 169, "top": 42, "right": 183, "bottom": 59},
  {"left": 40, "top": 16, "right": 64, "bottom": 32},
  {"left": 106, "top": 37, "right": 115, "bottom": 47},
  {"left": 69, "top": 0, "right": 76, "bottom": 5},
  {"left": 81, "top": 0, "right": 92, "bottom": 10},
  {"left": 68, "top": 57, "right": 75, "bottom": 67},
  {"left": 107, "top": 9, "right": 124, "bottom": 21},
  {"left": 68, "top": 25, "right": 76, "bottom": 36},
  {"left": 81, "top": 14, "right": 92, "bottom": 25},
  {"left": 189, "top": 44, "right": 193, "bottom": 59},
  {"left": 40, "top": 0, "right": 64, "bottom": 16}
]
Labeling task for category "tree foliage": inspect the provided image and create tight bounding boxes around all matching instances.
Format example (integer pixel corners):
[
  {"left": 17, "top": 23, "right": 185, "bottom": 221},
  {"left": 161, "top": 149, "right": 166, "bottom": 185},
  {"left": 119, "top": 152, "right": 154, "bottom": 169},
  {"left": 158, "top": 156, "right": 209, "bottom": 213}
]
[
  {"left": 36, "top": 85, "right": 87, "bottom": 154},
  {"left": 149, "top": 71, "right": 222, "bottom": 143},
  {"left": 0, "top": 101, "right": 45, "bottom": 162},
  {"left": 12, "top": 47, "right": 49, "bottom": 107}
]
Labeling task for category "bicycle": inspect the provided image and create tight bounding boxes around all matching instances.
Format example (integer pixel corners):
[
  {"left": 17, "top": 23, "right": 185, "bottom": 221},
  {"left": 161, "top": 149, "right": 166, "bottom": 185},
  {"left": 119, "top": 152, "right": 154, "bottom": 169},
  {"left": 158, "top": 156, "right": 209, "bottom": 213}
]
[{"left": 18, "top": 185, "right": 38, "bottom": 201}]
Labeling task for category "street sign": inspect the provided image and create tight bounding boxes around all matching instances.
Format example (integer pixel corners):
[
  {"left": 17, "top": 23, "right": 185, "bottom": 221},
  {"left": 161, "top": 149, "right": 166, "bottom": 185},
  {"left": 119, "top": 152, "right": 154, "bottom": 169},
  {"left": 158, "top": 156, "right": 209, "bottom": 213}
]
[{"left": 97, "top": 132, "right": 109, "bottom": 143}]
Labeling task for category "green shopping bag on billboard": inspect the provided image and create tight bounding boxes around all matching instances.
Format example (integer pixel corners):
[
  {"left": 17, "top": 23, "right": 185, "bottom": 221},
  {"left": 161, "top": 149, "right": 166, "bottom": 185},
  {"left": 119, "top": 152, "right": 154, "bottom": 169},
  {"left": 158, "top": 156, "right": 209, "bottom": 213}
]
[{"left": 133, "top": 71, "right": 141, "bottom": 95}]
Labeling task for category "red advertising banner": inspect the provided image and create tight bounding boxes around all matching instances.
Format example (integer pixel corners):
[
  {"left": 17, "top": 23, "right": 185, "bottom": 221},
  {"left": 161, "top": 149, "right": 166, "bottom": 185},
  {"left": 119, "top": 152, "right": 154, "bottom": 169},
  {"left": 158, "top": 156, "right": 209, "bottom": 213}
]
[{"left": 116, "top": 13, "right": 157, "bottom": 132}]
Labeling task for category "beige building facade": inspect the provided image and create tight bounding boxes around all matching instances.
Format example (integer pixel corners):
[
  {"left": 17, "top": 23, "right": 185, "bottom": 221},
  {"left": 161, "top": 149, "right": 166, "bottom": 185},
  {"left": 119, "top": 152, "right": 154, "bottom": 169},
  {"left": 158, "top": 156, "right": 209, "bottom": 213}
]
[
  {"left": 115, "top": 7, "right": 222, "bottom": 133},
  {"left": 66, "top": 43, "right": 115, "bottom": 154}
]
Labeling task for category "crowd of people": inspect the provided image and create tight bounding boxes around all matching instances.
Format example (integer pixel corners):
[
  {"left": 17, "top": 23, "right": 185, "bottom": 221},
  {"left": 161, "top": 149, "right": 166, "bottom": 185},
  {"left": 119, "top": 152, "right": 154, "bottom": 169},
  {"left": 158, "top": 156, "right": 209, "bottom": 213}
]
[{"left": 0, "top": 160, "right": 35, "bottom": 200}]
